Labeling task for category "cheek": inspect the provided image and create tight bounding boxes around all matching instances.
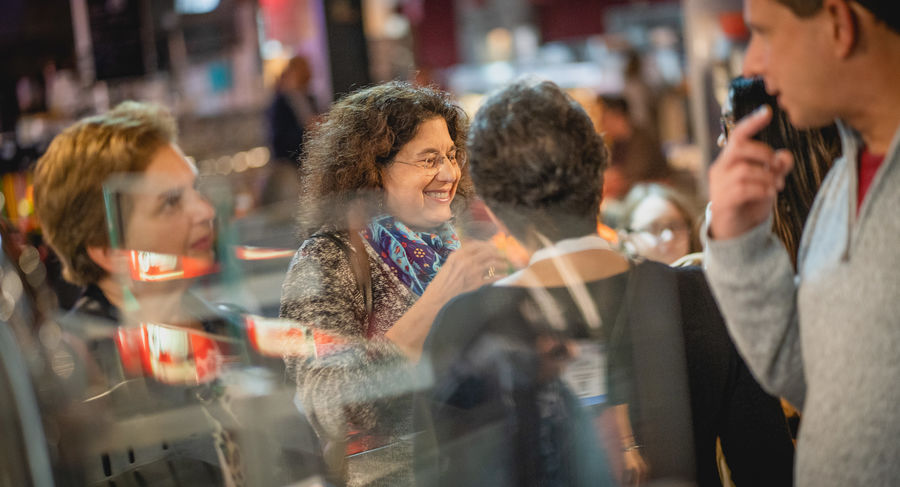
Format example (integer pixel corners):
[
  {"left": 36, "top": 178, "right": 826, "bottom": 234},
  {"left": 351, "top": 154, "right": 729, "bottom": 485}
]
[
  {"left": 384, "top": 174, "right": 426, "bottom": 208},
  {"left": 671, "top": 234, "right": 691, "bottom": 254},
  {"left": 124, "top": 213, "right": 154, "bottom": 250},
  {"left": 128, "top": 215, "right": 192, "bottom": 254}
]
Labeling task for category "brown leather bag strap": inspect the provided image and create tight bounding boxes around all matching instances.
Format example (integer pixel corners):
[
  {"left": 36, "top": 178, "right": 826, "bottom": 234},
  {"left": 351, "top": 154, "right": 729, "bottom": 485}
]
[
  {"left": 347, "top": 230, "right": 373, "bottom": 324},
  {"left": 311, "top": 231, "right": 373, "bottom": 333}
]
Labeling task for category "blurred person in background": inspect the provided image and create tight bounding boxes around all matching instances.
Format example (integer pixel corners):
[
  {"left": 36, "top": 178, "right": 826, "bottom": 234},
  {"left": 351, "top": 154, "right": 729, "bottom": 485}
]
[
  {"left": 622, "top": 49, "right": 659, "bottom": 135},
  {"left": 418, "top": 79, "right": 794, "bottom": 487},
  {"left": 263, "top": 55, "right": 320, "bottom": 206},
  {"left": 32, "top": 101, "right": 243, "bottom": 485},
  {"left": 280, "top": 81, "right": 504, "bottom": 486},
  {"left": 620, "top": 183, "right": 702, "bottom": 266},
  {"left": 598, "top": 95, "right": 671, "bottom": 202},
  {"left": 704, "top": 1, "right": 900, "bottom": 485},
  {"left": 267, "top": 55, "right": 319, "bottom": 164}
]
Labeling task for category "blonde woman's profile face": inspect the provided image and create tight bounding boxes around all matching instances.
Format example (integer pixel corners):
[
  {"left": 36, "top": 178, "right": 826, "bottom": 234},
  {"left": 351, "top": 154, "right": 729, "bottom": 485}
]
[{"left": 123, "top": 144, "right": 216, "bottom": 261}]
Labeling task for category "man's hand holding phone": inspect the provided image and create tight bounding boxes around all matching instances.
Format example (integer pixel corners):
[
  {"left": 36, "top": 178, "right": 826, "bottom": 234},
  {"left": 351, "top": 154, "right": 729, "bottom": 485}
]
[{"left": 708, "top": 105, "right": 794, "bottom": 240}]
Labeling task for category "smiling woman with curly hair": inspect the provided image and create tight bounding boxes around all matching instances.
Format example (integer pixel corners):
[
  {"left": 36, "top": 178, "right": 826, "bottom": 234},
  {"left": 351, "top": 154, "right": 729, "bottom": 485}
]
[
  {"left": 280, "top": 81, "right": 504, "bottom": 486},
  {"left": 294, "top": 82, "right": 474, "bottom": 240}
]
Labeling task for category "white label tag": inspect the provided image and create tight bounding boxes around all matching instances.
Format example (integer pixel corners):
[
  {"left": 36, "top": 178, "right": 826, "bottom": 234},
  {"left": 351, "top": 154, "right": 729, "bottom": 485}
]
[{"left": 562, "top": 340, "right": 607, "bottom": 406}]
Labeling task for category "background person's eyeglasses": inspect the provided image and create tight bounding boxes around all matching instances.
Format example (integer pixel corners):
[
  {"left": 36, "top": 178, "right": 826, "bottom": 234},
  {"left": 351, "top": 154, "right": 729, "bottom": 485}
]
[
  {"left": 627, "top": 221, "right": 689, "bottom": 243},
  {"left": 717, "top": 113, "right": 736, "bottom": 148},
  {"left": 392, "top": 150, "right": 466, "bottom": 175},
  {"left": 720, "top": 113, "right": 736, "bottom": 140}
]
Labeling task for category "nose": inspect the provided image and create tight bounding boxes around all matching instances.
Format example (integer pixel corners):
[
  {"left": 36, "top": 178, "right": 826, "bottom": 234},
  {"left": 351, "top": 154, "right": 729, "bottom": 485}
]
[
  {"left": 741, "top": 35, "right": 765, "bottom": 79},
  {"left": 434, "top": 155, "right": 458, "bottom": 182},
  {"left": 190, "top": 189, "right": 216, "bottom": 224}
]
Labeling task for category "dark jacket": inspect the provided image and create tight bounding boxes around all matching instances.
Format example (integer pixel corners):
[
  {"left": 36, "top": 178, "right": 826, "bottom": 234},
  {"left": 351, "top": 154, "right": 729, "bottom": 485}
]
[
  {"left": 417, "top": 261, "right": 794, "bottom": 487},
  {"left": 267, "top": 91, "right": 316, "bottom": 162}
]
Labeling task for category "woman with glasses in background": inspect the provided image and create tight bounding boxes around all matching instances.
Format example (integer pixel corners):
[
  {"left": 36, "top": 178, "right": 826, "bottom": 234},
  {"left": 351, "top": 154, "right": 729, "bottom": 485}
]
[
  {"left": 280, "top": 81, "right": 504, "bottom": 486},
  {"left": 619, "top": 183, "right": 701, "bottom": 265}
]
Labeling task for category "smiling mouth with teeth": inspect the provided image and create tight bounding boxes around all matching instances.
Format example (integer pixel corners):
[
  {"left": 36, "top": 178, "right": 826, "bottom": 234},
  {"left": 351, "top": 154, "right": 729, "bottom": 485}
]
[{"left": 425, "top": 191, "right": 451, "bottom": 200}]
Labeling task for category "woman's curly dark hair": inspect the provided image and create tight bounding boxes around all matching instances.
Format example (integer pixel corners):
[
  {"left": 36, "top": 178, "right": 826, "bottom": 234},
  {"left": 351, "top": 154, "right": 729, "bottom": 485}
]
[
  {"left": 467, "top": 79, "right": 609, "bottom": 242},
  {"left": 296, "top": 81, "right": 473, "bottom": 240}
]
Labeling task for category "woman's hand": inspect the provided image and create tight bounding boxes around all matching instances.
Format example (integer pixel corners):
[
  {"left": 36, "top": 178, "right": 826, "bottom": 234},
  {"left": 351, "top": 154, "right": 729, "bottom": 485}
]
[
  {"left": 422, "top": 240, "right": 508, "bottom": 306},
  {"left": 622, "top": 448, "right": 649, "bottom": 486},
  {"left": 385, "top": 240, "right": 505, "bottom": 361},
  {"left": 613, "top": 404, "right": 649, "bottom": 486}
]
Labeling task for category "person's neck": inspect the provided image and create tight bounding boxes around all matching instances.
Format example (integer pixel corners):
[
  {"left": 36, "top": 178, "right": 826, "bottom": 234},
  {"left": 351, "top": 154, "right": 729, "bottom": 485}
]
[
  {"left": 390, "top": 217, "right": 443, "bottom": 234},
  {"left": 505, "top": 234, "right": 628, "bottom": 288},
  {"left": 853, "top": 111, "right": 900, "bottom": 156},
  {"left": 96, "top": 277, "right": 189, "bottom": 324},
  {"left": 97, "top": 276, "right": 126, "bottom": 310},
  {"left": 845, "top": 94, "right": 900, "bottom": 155},
  {"left": 841, "top": 41, "right": 900, "bottom": 154}
]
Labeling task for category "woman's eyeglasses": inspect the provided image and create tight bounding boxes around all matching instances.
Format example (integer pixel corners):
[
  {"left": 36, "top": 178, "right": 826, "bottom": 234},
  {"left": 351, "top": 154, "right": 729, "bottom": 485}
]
[{"left": 393, "top": 150, "right": 466, "bottom": 175}]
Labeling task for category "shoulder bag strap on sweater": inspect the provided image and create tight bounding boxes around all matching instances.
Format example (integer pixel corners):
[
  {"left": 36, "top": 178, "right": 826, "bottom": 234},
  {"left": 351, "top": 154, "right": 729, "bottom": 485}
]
[{"left": 310, "top": 232, "right": 374, "bottom": 334}]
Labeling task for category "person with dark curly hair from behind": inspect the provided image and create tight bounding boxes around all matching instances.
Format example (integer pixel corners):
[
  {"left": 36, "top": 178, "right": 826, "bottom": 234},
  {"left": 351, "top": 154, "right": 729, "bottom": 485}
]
[
  {"left": 416, "top": 79, "right": 794, "bottom": 487},
  {"left": 279, "top": 81, "right": 505, "bottom": 487}
]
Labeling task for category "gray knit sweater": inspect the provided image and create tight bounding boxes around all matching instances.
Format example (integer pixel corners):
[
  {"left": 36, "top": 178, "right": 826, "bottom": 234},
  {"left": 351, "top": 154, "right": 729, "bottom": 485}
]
[
  {"left": 704, "top": 121, "right": 900, "bottom": 486},
  {"left": 280, "top": 232, "right": 419, "bottom": 486}
]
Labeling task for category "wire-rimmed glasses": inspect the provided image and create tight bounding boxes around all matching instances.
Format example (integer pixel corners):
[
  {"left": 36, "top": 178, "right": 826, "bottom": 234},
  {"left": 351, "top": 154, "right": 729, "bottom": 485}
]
[{"left": 392, "top": 149, "right": 466, "bottom": 175}]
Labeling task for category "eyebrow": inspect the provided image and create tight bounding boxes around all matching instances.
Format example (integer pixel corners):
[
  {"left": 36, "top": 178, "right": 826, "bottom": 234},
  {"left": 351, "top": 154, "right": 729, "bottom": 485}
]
[
  {"left": 156, "top": 187, "right": 184, "bottom": 201},
  {"left": 414, "top": 146, "right": 456, "bottom": 157}
]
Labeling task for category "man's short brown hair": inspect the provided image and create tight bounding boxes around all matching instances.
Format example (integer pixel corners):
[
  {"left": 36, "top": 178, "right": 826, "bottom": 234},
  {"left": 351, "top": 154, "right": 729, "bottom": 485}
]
[
  {"left": 33, "top": 101, "right": 177, "bottom": 286},
  {"left": 776, "top": 0, "right": 898, "bottom": 33},
  {"left": 774, "top": 0, "right": 823, "bottom": 17}
]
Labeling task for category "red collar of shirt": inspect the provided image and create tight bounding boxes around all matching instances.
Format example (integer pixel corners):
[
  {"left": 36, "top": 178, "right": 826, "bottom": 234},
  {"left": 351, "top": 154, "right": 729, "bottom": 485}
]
[{"left": 858, "top": 147, "right": 885, "bottom": 213}]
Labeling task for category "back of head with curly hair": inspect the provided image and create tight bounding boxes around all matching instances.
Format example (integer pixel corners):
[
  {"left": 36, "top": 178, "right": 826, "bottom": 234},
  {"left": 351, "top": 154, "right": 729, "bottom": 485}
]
[
  {"left": 296, "top": 81, "right": 473, "bottom": 240},
  {"left": 467, "top": 79, "right": 609, "bottom": 243}
]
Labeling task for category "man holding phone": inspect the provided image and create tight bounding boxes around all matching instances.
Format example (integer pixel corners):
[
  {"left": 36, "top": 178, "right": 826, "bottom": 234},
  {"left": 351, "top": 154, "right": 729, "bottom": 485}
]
[{"left": 704, "top": 0, "right": 900, "bottom": 485}]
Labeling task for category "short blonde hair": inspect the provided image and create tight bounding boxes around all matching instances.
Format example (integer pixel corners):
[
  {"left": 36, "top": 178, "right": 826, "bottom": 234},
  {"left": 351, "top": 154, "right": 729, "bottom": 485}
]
[{"left": 33, "top": 101, "right": 177, "bottom": 286}]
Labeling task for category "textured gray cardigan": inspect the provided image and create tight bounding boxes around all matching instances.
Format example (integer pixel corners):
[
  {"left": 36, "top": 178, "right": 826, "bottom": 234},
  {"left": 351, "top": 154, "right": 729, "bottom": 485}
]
[
  {"left": 704, "top": 121, "right": 900, "bottom": 486},
  {"left": 280, "top": 232, "right": 419, "bottom": 486}
]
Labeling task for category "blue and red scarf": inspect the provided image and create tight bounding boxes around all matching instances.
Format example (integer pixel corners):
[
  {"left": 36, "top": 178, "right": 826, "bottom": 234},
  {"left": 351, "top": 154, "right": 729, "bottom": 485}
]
[{"left": 362, "top": 215, "right": 460, "bottom": 296}]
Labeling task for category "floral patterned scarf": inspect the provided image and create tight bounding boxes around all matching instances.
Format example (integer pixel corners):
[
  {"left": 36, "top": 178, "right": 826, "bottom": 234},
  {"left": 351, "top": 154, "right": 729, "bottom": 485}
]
[{"left": 362, "top": 215, "right": 461, "bottom": 296}]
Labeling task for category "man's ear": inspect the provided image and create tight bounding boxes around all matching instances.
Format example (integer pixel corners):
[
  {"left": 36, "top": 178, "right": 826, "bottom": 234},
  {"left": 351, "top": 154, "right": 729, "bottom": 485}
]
[
  {"left": 824, "top": 0, "right": 859, "bottom": 58},
  {"left": 86, "top": 246, "right": 118, "bottom": 274}
]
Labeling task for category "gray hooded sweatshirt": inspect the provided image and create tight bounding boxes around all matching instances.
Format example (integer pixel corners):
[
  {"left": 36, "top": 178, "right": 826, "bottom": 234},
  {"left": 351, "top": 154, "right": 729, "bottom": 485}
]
[{"left": 704, "top": 121, "right": 900, "bottom": 486}]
